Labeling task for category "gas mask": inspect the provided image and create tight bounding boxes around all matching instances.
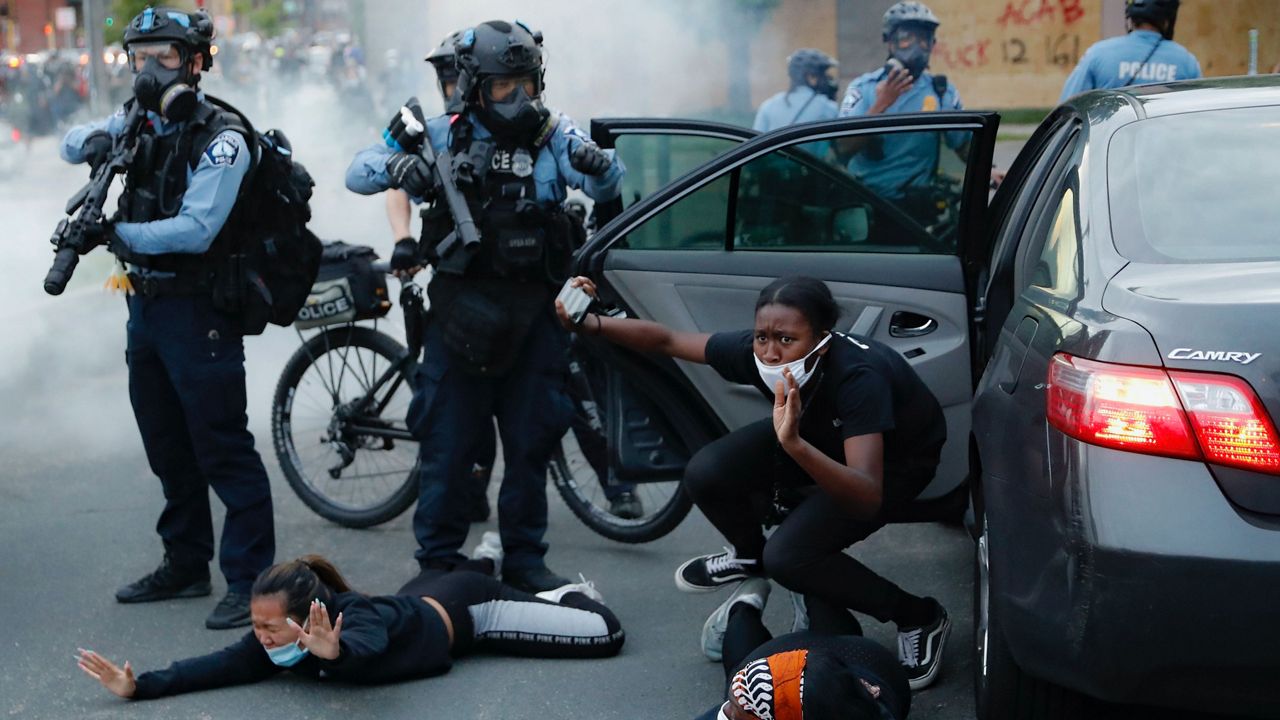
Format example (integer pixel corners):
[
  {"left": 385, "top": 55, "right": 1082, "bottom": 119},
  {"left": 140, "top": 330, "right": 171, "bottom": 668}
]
[
  {"left": 887, "top": 27, "right": 935, "bottom": 79},
  {"left": 133, "top": 55, "right": 197, "bottom": 122},
  {"left": 814, "top": 72, "right": 839, "bottom": 101},
  {"left": 479, "top": 81, "right": 550, "bottom": 141}
]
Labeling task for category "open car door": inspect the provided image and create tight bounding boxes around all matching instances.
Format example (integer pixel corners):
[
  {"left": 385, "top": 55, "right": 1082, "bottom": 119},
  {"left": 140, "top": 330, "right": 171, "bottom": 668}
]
[{"left": 578, "top": 111, "right": 1000, "bottom": 512}]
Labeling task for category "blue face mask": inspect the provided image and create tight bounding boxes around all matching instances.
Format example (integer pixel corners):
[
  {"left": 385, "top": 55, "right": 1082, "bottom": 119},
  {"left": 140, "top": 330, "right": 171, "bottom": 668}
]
[{"left": 265, "top": 640, "right": 309, "bottom": 667}]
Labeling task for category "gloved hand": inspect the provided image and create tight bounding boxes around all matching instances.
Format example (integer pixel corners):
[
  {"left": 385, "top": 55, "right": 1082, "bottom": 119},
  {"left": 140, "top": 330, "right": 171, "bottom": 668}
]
[
  {"left": 383, "top": 97, "right": 427, "bottom": 154},
  {"left": 386, "top": 152, "right": 433, "bottom": 198},
  {"left": 570, "top": 141, "right": 611, "bottom": 177},
  {"left": 75, "top": 219, "right": 115, "bottom": 255},
  {"left": 82, "top": 131, "right": 114, "bottom": 171},
  {"left": 390, "top": 237, "right": 419, "bottom": 272}
]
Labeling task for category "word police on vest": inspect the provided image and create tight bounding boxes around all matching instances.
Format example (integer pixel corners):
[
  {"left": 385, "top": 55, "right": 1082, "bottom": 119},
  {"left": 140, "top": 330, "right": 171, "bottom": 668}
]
[
  {"left": 1119, "top": 61, "right": 1181, "bottom": 83},
  {"left": 1167, "top": 348, "right": 1262, "bottom": 365}
]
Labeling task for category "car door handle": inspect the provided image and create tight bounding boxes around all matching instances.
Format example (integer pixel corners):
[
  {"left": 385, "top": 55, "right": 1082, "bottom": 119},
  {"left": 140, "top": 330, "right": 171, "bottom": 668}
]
[{"left": 889, "top": 312, "right": 937, "bottom": 338}]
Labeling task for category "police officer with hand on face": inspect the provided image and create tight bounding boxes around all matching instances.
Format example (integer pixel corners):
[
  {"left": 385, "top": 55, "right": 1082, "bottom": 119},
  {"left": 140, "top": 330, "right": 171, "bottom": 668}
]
[
  {"left": 345, "top": 20, "right": 625, "bottom": 593},
  {"left": 837, "top": 1, "right": 968, "bottom": 209},
  {"left": 1061, "top": 0, "right": 1199, "bottom": 100},
  {"left": 753, "top": 49, "right": 840, "bottom": 132},
  {"left": 59, "top": 6, "right": 273, "bottom": 630}
]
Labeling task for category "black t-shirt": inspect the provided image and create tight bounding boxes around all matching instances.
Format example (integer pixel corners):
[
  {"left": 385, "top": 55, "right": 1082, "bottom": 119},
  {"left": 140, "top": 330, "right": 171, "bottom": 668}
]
[{"left": 703, "top": 330, "right": 946, "bottom": 507}]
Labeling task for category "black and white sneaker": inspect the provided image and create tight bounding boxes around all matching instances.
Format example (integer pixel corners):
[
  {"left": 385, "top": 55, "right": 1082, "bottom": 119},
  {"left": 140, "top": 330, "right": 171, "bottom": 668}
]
[
  {"left": 897, "top": 600, "right": 951, "bottom": 690},
  {"left": 674, "top": 546, "right": 761, "bottom": 593}
]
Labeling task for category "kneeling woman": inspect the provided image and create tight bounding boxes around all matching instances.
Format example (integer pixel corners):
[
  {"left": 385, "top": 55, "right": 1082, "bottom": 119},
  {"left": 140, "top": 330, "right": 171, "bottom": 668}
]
[
  {"left": 77, "top": 556, "right": 624, "bottom": 699},
  {"left": 556, "top": 276, "right": 948, "bottom": 689}
]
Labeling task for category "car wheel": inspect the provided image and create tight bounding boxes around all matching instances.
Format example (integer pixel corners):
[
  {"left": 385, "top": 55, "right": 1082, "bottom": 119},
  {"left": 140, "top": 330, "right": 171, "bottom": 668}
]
[{"left": 973, "top": 504, "right": 1094, "bottom": 720}]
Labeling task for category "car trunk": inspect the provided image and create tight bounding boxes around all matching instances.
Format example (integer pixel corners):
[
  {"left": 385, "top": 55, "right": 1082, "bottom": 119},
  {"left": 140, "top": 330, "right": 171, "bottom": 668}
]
[{"left": 1104, "top": 261, "right": 1280, "bottom": 515}]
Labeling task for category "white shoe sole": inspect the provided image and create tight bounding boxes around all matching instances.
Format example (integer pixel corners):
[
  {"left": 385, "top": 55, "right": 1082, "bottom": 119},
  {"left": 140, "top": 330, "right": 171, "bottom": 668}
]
[{"left": 907, "top": 613, "right": 952, "bottom": 691}]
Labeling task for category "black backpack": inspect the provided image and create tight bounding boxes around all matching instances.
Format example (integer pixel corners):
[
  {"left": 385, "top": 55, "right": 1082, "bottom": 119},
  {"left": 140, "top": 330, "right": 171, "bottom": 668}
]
[{"left": 195, "top": 96, "right": 322, "bottom": 335}]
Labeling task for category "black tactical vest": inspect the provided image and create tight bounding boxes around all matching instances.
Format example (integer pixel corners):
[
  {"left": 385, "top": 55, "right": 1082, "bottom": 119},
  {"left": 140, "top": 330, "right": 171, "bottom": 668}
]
[{"left": 117, "top": 101, "right": 247, "bottom": 273}]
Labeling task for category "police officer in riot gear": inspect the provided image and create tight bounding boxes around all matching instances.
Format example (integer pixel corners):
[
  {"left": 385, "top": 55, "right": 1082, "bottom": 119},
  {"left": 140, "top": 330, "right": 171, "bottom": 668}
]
[
  {"left": 838, "top": 2, "right": 967, "bottom": 207},
  {"left": 59, "top": 6, "right": 274, "bottom": 629},
  {"left": 1061, "top": 0, "right": 1199, "bottom": 100},
  {"left": 753, "top": 49, "right": 839, "bottom": 133},
  {"left": 345, "top": 21, "right": 625, "bottom": 592}
]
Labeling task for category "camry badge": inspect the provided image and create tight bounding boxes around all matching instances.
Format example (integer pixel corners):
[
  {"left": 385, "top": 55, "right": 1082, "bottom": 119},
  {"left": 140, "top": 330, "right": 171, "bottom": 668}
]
[{"left": 1167, "top": 348, "right": 1262, "bottom": 365}]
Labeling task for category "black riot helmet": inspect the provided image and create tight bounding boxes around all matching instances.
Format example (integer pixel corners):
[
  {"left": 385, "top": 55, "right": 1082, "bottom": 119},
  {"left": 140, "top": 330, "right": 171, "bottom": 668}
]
[
  {"left": 453, "top": 20, "right": 549, "bottom": 139},
  {"left": 425, "top": 30, "right": 462, "bottom": 85},
  {"left": 122, "top": 6, "right": 214, "bottom": 121},
  {"left": 786, "top": 48, "right": 838, "bottom": 99},
  {"left": 122, "top": 6, "right": 215, "bottom": 71},
  {"left": 1126, "top": 0, "right": 1180, "bottom": 39},
  {"left": 881, "top": 1, "right": 940, "bottom": 41}
]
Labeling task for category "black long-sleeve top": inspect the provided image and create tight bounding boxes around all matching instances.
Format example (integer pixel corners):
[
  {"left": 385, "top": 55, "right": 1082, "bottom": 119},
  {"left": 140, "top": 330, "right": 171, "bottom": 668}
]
[{"left": 132, "top": 592, "right": 452, "bottom": 699}]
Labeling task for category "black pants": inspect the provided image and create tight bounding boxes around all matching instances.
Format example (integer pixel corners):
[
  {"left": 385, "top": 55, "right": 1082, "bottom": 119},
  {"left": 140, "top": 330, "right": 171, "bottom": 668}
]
[
  {"left": 684, "top": 419, "right": 928, "bottom": 624},
  {"left": 396, "top": 570, "right": 625, "bottom": 659},
  {"left": 125, "top": 294, "right": 275, "bottom": 593}
]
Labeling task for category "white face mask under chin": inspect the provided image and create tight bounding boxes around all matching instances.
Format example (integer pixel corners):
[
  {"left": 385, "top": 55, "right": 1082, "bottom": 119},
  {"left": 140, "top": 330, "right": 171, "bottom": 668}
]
[{"left": 754, "top": 333, "right": 831, "bottom": 392}]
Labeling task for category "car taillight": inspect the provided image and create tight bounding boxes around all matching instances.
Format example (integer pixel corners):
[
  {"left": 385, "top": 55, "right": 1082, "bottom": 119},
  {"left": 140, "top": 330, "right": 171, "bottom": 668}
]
[
  {"left": 1048, "top": 353, "right": 1280, "bottom": 474},
  {"left": 1169, "top": 371, "right": 1280, "bottom": 473},
  {"left": 10, "top": 128, "right": 19, "bottom": 142}
]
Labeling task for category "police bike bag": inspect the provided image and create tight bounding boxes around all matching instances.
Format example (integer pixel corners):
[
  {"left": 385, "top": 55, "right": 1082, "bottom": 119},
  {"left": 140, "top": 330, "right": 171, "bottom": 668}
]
[{"left": 295, "top": 241, "right": 391, "bottom": 329}]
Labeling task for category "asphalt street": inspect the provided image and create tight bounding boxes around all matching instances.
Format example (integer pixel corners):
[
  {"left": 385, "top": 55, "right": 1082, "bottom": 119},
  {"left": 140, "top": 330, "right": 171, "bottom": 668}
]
[{"left": 0, "top": 96, "right": 1031, "bottom": 719}]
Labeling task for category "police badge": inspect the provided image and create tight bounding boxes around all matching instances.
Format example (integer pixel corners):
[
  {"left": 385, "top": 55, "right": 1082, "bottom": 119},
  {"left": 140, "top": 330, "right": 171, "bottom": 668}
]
[{"left": 511, "top": 148, "right": 534, "bottom": 178}]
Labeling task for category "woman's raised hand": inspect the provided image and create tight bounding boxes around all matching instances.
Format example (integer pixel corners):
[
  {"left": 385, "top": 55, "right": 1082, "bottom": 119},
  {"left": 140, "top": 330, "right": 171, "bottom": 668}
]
[
  {"left": 772, "top": 367, "right": 802, "bottom": 448},
  {"left": 77, "top": 648, "right": 136, "bottom": 698},
  {"left": 290, "top": 599, "right": 344, "bottom": 661}
]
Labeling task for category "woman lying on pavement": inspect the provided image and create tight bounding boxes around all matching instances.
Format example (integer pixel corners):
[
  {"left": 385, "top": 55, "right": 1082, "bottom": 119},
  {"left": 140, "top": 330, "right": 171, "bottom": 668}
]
[
  {"left": 694, "top": 578, "right": 910, "bottom": 720},
  {"left": 77, "top": 554, "right": 624, "bottom": 700},
  {"left": 555, "top": 275, "right": 949, "bottom": 689}
]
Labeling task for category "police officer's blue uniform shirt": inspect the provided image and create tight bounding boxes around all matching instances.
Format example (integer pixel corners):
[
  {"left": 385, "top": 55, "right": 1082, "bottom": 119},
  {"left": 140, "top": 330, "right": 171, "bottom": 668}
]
[
  {"left": 1060, "top": 30, "right": 1201, "bottom": 101},
  {"left": 345, "top": 111, "right": 625, "bottom": 205},
  {"left": 60, "top": 101, "right": 250, "bottom": 255},
  {"left": 753, "top": 86, "right": 838, "bottom": 132},
  {"left": 839, "top": 68, "right": 965, "bottom": 200}
]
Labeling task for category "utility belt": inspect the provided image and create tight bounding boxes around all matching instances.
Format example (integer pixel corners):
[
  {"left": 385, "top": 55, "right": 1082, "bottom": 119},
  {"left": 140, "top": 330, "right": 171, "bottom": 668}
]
[
  {"left": 126, "top": 270, "right": 214, "bottom": 297},
  {"left": 421, "top": 201, "right": 581, "bottom": 284},
  {"left": 427, "top": 273, "right": 552, "bottom": 378}
]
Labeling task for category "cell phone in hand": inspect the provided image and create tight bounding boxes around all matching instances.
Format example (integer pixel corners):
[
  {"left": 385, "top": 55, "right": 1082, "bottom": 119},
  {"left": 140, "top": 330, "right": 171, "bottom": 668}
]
[{"left": 556, "top": 279, "right": 593, "bottom": 326}]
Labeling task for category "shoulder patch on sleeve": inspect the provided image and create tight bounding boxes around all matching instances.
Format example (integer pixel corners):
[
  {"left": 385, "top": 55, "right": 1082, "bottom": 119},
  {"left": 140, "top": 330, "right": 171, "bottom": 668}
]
[
  {"left": 204, "top": 131, "right": 244, "bottom": 167},
  {"left": 840, "top": 86, "right": 863, "bottom": 113}
]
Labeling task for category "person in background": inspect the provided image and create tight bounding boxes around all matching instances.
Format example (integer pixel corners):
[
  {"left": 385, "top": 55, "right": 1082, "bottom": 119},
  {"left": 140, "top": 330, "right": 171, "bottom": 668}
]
[
  {"left": 1061, "top": 0, "right": 1199, "bottom": 100},
  {"left": 753, "top": 49, "right": 839, "bottom": 132}
]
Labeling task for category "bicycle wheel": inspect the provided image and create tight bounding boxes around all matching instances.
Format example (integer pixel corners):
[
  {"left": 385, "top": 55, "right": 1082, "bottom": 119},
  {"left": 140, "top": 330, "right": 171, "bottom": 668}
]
[
  {"left": 549, "top": 427, "right": 693, "bottom": 544},
  {"left": 272, "top": 325, "right": 420, "bottom": 528}
]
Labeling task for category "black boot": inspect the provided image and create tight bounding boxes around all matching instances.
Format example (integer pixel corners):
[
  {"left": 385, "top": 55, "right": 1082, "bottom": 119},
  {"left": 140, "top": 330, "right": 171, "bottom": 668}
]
[
  {"left": 504, "top": 565, "right": 571, "bottom": 594},
  {"left": 206, "top": 591, "right": 252, "bottom": 630},
  {"left": 115, "top": 555, "right": 211, "bottom": 604}
]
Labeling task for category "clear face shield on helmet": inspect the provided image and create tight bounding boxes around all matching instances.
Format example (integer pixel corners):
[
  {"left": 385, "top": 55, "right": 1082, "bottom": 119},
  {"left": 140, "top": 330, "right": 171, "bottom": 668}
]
[{"left": 480, "top": 72, "right": 542, "bottom": 105}]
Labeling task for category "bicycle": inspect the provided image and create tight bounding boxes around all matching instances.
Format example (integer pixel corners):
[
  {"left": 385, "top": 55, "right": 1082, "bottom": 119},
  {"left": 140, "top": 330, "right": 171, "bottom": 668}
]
[{"left": 270, "top": 260, "right": 692, "bottom": 542}]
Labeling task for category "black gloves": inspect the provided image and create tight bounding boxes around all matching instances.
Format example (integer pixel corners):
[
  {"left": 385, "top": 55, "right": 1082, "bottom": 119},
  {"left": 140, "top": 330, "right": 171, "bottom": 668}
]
[
  {"left": 82, "top": 131, "right": 114, "bottom": 171},
  {"left": 390, "top": 237, "right": 419, "bottom": 271},
  {"left": 570, "top": 141, "right": 611, "bottom": 177},
  {"left": 75, "top": 219, "right": 115, "bottom": 255},
  {"left": 386, "top": 152, "right": 433, "bottom": 198},
  {"left": 384, "top": 97, "right": 427, "bottom": 154}
]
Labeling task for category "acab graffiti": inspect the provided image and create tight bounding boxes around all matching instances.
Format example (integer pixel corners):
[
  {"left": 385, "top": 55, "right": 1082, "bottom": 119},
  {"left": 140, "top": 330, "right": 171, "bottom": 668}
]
[{"left": 934, "top": 0, "right": 1089, "bottom": 72}]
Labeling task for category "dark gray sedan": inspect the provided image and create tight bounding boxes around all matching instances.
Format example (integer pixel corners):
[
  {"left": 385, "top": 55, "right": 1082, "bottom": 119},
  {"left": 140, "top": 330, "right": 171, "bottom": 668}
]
[{"left": 972, "top": 77, "right": 1280, "bottom": 719}]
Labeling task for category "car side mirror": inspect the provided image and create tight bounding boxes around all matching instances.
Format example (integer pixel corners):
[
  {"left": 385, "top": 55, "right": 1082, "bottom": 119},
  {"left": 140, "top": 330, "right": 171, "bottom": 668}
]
[{"left": 833, "top": 206, "right": 870, "bottom": 244}]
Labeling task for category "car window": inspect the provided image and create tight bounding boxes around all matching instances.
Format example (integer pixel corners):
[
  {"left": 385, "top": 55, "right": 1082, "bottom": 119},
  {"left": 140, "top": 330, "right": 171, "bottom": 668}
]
[
  {"left": 734, "top": 128, "right": 974, "bottom": 254},
  {"left": 621, "top": 173, "right": 731, "bottom": 250},
  {"left": 1109, "top": 105, "right": 1280, "bottom": 263},
  {"left": 613, "top": 134, "right": 742, "bottom": 209},
  {"left": 1027, "top": 185, "right": 1081, "bottom": 295}
]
